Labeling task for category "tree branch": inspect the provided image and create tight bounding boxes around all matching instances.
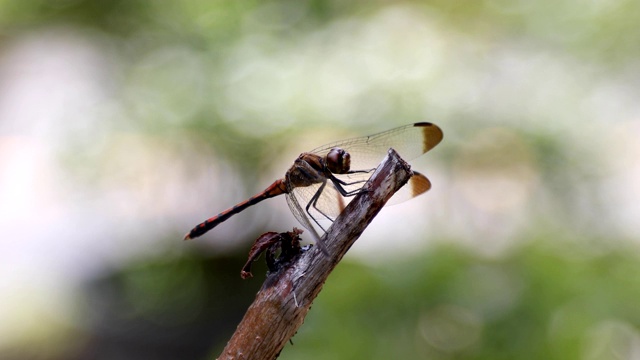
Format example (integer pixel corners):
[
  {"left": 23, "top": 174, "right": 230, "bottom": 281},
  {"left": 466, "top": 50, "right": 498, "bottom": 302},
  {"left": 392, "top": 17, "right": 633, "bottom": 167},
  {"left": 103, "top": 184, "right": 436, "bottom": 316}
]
[{"left": 217, "top": 148, "right": 415, "bottom": 360}]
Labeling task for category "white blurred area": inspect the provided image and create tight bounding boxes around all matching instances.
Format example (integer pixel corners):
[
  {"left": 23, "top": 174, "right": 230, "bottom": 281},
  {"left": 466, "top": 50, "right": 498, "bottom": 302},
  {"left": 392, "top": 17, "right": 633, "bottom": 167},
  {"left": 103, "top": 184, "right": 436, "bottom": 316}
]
[{"left": 1, "top": 2, "right": 640, "bottom": 353}]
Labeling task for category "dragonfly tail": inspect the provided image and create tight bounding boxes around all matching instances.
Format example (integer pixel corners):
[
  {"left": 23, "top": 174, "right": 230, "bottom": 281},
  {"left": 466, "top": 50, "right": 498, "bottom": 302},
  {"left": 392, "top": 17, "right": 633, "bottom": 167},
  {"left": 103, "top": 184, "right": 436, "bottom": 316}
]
[{"left": 184, "top": 179, "right": 288, "bottom": 240}]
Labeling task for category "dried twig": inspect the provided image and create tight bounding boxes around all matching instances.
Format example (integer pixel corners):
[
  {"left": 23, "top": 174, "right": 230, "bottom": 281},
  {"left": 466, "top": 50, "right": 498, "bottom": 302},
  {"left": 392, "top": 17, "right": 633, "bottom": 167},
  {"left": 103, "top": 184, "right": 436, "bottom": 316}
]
[{"left": 217, "top": 148, "right": 415, "bottom": 360}]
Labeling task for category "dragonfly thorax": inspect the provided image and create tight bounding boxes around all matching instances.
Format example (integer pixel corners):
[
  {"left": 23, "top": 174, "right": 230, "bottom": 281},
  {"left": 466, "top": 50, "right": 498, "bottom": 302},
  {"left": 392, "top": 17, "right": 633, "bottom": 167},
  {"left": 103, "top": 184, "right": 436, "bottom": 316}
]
[
  {"left": 325, "top": 148, "right": 351, "bottom": 174},
  {"left": 285, "top": 153, "right": 327, "bottom": 189}
]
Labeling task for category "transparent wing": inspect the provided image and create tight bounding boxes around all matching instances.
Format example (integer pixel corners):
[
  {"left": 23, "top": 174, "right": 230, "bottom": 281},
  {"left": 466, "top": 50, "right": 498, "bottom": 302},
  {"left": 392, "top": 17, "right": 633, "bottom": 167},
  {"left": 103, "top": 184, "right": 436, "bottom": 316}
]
[
  {"left": 285, "top": 186, "right": 323, "bottom": 242},
  {"left": 311, "top": 122, "right": 443, "bottom": 172},
  {"left": 286, "top": 122, "right": 441, "bottom": 240},
  {"left": 387, "top": 171, "right": 432, "bottom": 206},
  {"left": 332, "top": 170, "right": 433, "bottom": 207},
  {"left": 286, "top": 181, "right": 346, "bottom": 232},
  {"left": 286, "top": 171, "right": 432, "bottom": 237}
]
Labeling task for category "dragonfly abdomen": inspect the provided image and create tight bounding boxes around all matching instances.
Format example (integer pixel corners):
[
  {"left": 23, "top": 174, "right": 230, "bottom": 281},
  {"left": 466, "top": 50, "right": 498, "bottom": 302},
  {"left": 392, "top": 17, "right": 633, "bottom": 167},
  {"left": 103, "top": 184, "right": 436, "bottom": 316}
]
[{"left": 184, "top": 179, "right": 288, "bottom": 240}]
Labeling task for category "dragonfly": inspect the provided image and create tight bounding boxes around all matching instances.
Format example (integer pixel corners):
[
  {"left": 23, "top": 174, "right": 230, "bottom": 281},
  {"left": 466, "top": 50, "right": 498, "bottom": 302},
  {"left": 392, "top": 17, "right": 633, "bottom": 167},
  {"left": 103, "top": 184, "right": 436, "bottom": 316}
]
[{"left": 184, "top": 122, "right": 443, "bottom": 253}]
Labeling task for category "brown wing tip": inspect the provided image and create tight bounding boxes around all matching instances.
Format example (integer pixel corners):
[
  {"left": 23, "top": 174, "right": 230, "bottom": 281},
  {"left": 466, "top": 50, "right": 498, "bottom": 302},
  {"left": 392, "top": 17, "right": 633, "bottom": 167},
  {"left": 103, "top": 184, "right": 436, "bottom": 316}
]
[
  {"left": 414, "top": 122, "right": 444, "bottom": 153},
  {"left": 410, "top": 171, "right": 432, "bottom": 197},
  {"left": 183, "top": 233, "right": 192, "bottom": 241}
]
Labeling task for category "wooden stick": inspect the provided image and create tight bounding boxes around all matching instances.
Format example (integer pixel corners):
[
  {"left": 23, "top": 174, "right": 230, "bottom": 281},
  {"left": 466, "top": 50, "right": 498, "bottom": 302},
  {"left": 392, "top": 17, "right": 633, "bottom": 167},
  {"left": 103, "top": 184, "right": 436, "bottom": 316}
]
[{"left": 217, "top": 148, "right": 414, "bottom": 360}]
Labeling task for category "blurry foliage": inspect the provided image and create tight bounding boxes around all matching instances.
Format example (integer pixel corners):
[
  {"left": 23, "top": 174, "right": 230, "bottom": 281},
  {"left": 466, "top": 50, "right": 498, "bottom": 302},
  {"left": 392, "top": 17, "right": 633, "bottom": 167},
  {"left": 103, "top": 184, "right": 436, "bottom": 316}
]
[
  {"left": 24, "top": 237, "right": 637, "bottom": 360},
  {"left": 74, "top": 252, "right": 264, "bottom": 360},
  {"left": 284, "top": 239, "right": 640, "bottom": 360},
  {"left": 3, "top": 0, "right": 639, "bottom": 63}
]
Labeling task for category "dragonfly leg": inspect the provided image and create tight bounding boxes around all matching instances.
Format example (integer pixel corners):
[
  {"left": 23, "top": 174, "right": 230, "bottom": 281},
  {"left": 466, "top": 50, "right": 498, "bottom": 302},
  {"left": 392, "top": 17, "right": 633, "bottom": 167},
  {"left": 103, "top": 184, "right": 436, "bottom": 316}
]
[
  {"left": 305, "top": 180, "right": 334, "bottom": 231},
  {"left": 329, "top": 175, "right": 370, "bottom": 197},
  {"left": 327, "top": 167, "right": 375, "bottom": 196},
  {"left": 304, "top": 169, "right": 378, "bottom": 232},
  {"left": 347, "top": 168, "right": 374, "bottom": 175}
]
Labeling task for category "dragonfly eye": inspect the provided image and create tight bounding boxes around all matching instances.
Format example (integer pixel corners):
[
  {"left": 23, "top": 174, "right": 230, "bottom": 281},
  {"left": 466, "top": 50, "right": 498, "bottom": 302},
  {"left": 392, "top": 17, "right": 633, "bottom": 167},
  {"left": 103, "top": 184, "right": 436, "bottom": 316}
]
[{"left": 326, "top": 148, "right": 351, "bottom": 174}]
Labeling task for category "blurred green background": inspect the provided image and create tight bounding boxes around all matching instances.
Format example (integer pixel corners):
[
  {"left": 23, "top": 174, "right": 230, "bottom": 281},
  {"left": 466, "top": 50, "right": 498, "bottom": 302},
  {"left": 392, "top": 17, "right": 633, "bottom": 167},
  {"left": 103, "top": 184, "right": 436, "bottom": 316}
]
[{"left": 1, "top": 0, "right": 639, "bottom": 359}]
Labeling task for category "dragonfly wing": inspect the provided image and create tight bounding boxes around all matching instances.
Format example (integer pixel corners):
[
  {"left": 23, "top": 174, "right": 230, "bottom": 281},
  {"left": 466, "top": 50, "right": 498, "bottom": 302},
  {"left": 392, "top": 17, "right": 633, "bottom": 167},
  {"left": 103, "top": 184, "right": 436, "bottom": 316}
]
[
  {"left": 286, "top": 122, "right": 441, "bottom": 241},
  {"left": 287, "top": 182, "right": 346, "bottom": 229},
  {"left": 289, "top": 171, "right": 430, "bottom": 223},
  {"left": 386, "top": 171, "right": 431, "bottom": 206},
  {"left": 311, "top": 122, "right": 443, "bottom": 172},
  {"left": 285, "top": 187, "right": 323, "bottom": 242},
  {"left": 286, "top": 171, "right": 431, "bottom": 237},
  {"left": 286, "top": 182, "right": 346, "bottom": 255},
  {"left": 334, "top": 169, "right": 432, "bottom": 207}
]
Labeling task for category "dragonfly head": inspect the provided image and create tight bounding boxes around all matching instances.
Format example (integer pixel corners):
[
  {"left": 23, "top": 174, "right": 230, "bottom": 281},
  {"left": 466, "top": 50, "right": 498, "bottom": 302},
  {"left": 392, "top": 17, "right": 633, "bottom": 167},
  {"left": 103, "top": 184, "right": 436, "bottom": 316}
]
[{"left": 326, "top": 147, "right": 351, "bottom": 174}]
